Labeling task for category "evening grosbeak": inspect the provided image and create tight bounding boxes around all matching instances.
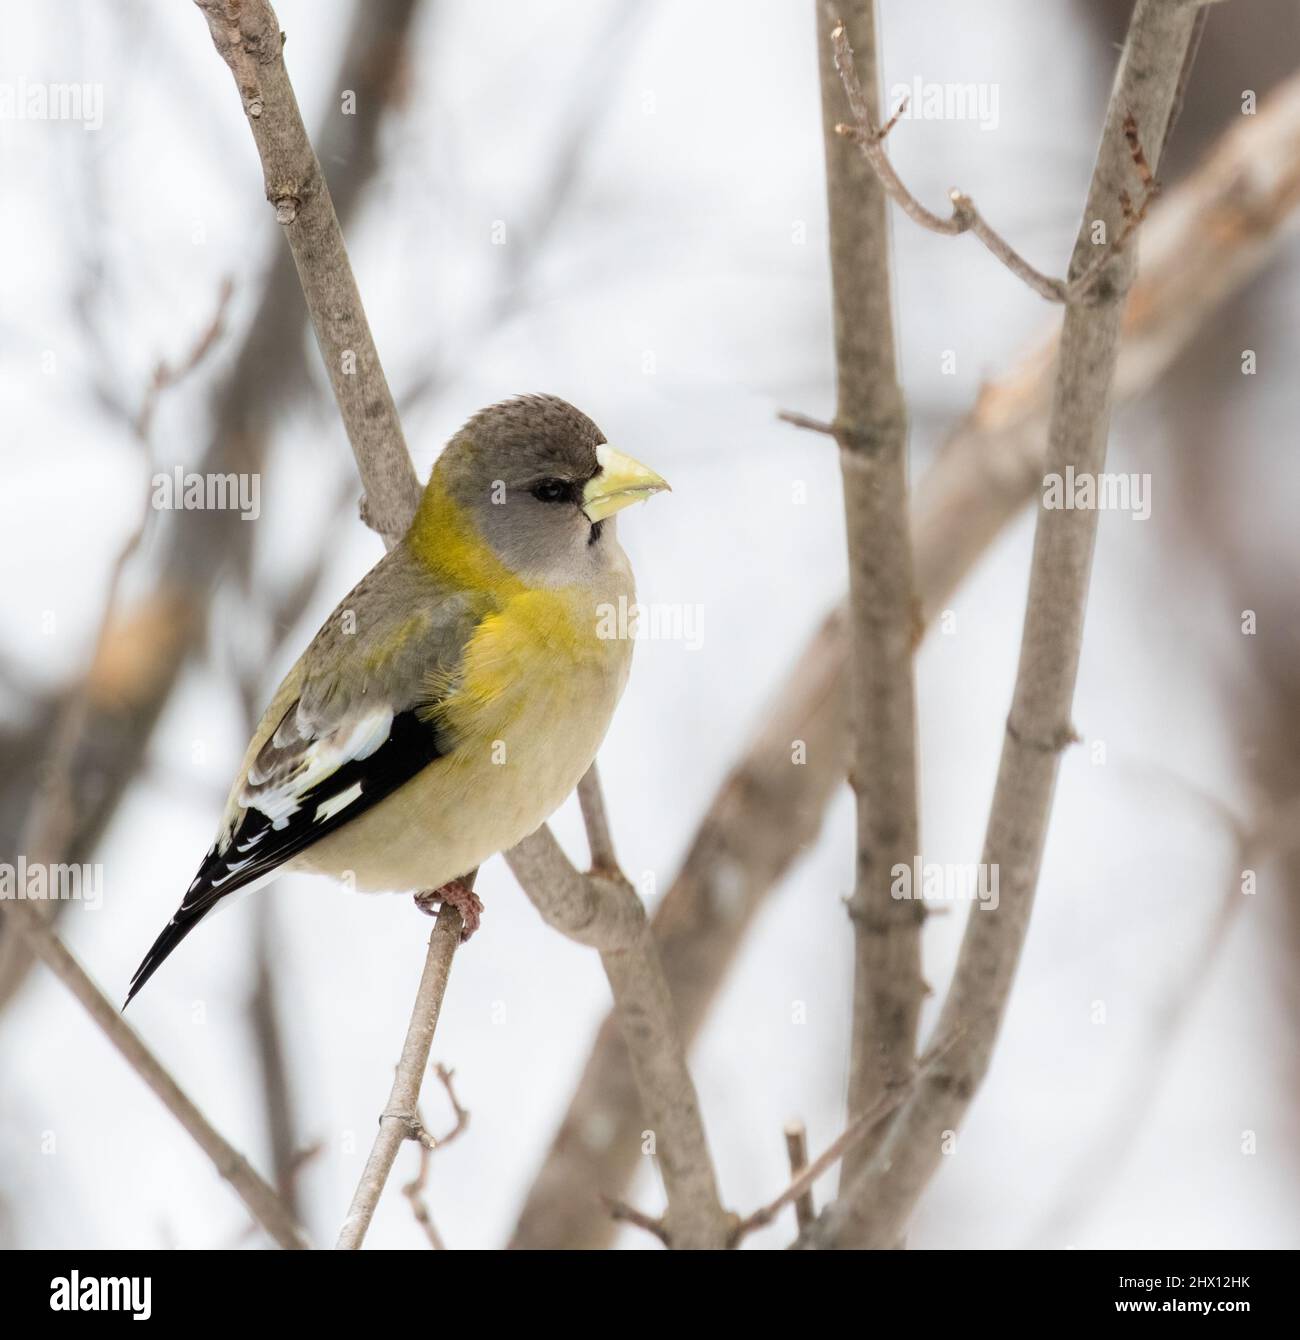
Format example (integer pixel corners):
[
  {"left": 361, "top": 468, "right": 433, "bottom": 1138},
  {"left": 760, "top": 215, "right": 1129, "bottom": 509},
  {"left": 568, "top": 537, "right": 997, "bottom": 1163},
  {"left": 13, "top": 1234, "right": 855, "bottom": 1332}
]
[{"left": 126, "top": 395, "right": 668, "bottom": 1005}]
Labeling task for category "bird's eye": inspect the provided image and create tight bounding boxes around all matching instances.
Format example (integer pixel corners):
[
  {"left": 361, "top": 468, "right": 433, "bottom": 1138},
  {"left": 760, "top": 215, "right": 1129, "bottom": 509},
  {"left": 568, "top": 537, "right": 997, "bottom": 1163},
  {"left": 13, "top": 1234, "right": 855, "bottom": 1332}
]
[{"left": 531, "top": 478, "right": 574, "bottom": 504}]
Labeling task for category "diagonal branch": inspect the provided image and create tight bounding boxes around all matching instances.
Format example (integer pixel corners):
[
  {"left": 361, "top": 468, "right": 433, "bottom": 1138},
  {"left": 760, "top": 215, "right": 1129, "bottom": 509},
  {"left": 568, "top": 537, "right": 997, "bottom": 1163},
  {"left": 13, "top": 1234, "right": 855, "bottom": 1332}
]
[
  {"left": 507, "top": 810, "right": 731, "bottom": 1249},
  {"left": 0, "top": 0, "right": 422, "bottom": 1015},
  {"left": 194, "top": 0, "right": 421, "bottom": 542},
  {"left": 805, "top": 0, "right": 1207, "bottom": 1250},
  {"left": 9, "top": 899, "right": 307, "bottom": 1248}
]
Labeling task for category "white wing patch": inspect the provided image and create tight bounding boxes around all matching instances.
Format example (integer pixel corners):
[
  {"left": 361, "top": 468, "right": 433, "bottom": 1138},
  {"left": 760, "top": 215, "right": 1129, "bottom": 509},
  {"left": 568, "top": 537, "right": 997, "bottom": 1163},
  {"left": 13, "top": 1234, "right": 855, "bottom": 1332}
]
[
  {"left": 314, "top": 781, "right": 364, "bottom": 824},
  {"left": 237, "top": 707, "right": 394, "bottom": 832}
]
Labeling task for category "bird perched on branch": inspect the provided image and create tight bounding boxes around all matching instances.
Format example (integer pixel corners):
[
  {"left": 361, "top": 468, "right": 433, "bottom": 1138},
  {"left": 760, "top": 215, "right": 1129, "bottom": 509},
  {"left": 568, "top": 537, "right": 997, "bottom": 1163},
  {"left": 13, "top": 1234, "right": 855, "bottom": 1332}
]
[{"left": 126, "top": 395, "right": 668, "bottom": 1006}]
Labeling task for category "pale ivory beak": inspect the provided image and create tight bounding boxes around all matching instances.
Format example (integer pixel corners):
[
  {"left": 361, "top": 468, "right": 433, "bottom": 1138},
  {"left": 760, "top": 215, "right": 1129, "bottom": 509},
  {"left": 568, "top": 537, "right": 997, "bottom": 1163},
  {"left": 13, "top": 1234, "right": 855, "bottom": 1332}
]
[{"left": 581, "top": 444, "right": 671, "bottom": 523}]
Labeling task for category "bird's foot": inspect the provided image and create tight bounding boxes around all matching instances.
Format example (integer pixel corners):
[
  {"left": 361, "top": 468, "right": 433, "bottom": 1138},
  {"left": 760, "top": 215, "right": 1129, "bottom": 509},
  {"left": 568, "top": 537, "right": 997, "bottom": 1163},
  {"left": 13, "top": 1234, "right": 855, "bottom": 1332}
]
[{"left": 414, "top": 880, "right": 483, "bottom": 942}]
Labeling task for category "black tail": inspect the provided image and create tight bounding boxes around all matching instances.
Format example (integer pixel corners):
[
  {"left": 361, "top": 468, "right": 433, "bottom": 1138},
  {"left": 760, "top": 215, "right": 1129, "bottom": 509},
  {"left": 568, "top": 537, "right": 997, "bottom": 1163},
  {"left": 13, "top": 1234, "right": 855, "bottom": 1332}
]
[{"left": 123, "top": 906, "right": 211, "bottom": 1009}]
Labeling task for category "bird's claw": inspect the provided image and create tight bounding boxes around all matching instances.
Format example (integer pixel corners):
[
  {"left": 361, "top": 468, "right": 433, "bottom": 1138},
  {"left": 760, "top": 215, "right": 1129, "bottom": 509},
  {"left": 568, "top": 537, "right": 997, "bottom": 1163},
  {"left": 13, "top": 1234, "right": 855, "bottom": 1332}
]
[{"left": 414, "top": 880, "right": 483, "bottom": 941}]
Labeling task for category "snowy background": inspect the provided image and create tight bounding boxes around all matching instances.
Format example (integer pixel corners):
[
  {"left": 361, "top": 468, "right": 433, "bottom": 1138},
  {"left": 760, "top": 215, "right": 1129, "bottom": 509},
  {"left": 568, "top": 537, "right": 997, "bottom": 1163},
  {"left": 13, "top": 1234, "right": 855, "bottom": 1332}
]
[{"left": 2, "top": 0, "right": 1298, "bottom": 1249}]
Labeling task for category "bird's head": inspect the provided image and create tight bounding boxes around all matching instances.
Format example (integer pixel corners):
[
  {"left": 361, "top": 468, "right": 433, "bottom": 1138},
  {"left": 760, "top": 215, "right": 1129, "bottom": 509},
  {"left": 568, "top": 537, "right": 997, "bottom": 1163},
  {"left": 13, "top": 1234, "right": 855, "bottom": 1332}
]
[{"left": 409, "top": 395, "right": 669, "bottom": 590}]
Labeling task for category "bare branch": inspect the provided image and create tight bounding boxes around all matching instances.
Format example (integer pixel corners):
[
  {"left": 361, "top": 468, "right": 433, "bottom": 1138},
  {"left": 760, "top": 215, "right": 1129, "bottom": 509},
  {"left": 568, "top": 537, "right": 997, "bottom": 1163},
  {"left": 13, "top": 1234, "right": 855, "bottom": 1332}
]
[
  {"left": 735, "top": 1032, "right": 959, "bottom": 1245},
  {"left": 400, "top": 1065, "right": 470, "bottom": 1250},
  {"left": 7, "top": 900, "right": 306, "bottom": 1248},
  {"left": 577, "top": 763, "right": 620, "bottom": 875},
  {"left": 603, "top": 1196, "right": 671, "bottom": 1245},
  {"left": 505, "top": 834, "right": 731, "bottom": 1248},
  {"left": 828, "top": 15, "right": 1165, "bottom": 303},
  {"left": 776, "top": 408, "right": 836, "bottom": 436},
  {"left": 194, "top": 0, "right": 421, "bottom": 544},
  {"left": 809, "top": 0, "right": 1207, "bottom": 1250},
  {"left": 504, "top": 18, "right": 1300, "bottom": 1252},
  {"left": 336, "top": 906, "right": 464, "bottom": 1249},
  {"left": 0, "top": 0, "right": 422, "bottom": 1014},
  {"left": 817, "top": 0, "right": 924, "bottom": 1192},
  {"left": 196, "top": 0, "right": 721, "bottom": 1249},
  {"left": 784, "top": 1122, "right": 815, "bottom": 1233}
]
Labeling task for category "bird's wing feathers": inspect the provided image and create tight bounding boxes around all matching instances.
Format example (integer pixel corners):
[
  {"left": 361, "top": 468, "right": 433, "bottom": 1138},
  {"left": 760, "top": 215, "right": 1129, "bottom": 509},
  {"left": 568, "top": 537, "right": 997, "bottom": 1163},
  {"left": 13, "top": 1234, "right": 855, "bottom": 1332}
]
[{"left": 126, "top": 552, "right": 481, "bottom": 1004}]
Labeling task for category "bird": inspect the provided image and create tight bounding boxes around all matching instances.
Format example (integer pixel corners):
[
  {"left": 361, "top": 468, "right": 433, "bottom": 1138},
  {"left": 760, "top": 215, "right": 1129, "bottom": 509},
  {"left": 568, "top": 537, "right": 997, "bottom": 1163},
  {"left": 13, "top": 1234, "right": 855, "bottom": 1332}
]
[{"left": 125, "top": 395, "right": 669, "bottom": 1007}]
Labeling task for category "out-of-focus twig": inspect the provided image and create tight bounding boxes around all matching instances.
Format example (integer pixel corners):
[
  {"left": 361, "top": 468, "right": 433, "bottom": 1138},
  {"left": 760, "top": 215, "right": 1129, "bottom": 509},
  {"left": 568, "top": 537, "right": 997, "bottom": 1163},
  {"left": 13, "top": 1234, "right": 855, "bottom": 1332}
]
[
  {"left": 783, "top": 1123, "right": 815, "bottom": 1233},
  {"left": 400, "top": 1063, "right": 469, "bottom": 1250}
]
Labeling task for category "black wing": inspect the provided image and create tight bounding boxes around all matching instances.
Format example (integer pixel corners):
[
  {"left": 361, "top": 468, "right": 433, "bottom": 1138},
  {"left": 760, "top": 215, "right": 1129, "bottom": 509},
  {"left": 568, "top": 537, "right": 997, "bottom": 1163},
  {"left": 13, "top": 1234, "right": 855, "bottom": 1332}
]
[{"left": 124, "top": 707, "right": 449, "bottom": 1007}]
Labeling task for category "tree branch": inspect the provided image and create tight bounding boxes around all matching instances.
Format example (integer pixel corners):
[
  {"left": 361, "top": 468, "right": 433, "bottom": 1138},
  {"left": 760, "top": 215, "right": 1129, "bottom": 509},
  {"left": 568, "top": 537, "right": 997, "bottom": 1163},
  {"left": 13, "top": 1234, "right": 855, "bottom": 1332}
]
[
  {"left": 336, "top": 905, "right": 463, "bottom": 1249},
  {"left": 503, "top": 12, "right": 1300, "bottom": 1251},
  {"left": 805, "top": 0, "right": 1207, "bottom": 1250},
  {"left": 817, "top": 0, "right": 924, "bottom": 1193},
  {"left": 0, "top": 0, "right": 421, "bottom": 1014},
  {"left": 8, "top": 899, "right": 307, "bottom": 1248},
  {"left": 507, "top": 818, "right": 732, "bottom": 1249},
  {"left": 197, "top": 0, "right": 726, "bottom": 1249},
  {"left": 194, "top": 0, "right": 421, "bottom": 542},
  {"left": 828, "top": 15, "right": 1160, "bottom": 303}
]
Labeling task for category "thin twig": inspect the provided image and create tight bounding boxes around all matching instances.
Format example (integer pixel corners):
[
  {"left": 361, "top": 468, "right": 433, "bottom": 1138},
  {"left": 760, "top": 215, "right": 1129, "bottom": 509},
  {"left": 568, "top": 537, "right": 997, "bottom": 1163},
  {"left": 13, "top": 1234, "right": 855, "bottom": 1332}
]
[
  {"left": 828, "top": 15, "right": 1163, "bottom": 304},
  {"left": 505, "top": 829, "right": 731, "bottom": 1248},
  {"left": 783, "top": 1122, "right": 815, "bottom": 1232},
  {"left": 777, "top": 408, "right": 835, "bottom": 436},
  {"left": 194, "top": 0, "right": 421, "bottom": 543},
  {"left": 735, "top": 1032, "right": 960, "bottom": 1245},
  {"left": 336, "top": 906, "right": 463, "bottom": 1249},
  {"left": 400, "top": 1065, "right": 470, "bottom": 1249}
]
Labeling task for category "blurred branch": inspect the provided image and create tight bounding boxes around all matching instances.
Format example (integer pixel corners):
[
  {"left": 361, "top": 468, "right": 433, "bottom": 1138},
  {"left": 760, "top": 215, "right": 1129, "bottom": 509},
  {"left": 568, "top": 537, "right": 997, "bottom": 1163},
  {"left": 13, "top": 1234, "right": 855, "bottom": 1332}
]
[
  {"left": 1033, "top": 786, "right": 1300, "bottom": 1244},
  {"left": 815, "top": 0, "right": 924, "bottom": 1192},
  {"left": 8, "top": 899, "right": 306, "bottom": 1248},
  {"left": 783, "top": 1122, "right": 815, "bottom": 1233},
  {"left": 505, "top": 6, "right": 1300, "bottom": 1251},
  {"left": 249, "top": 898, "right": 302, "bottom": 1216},
  {"left": 0, "top": 0, "right": 422, "bottom": 1013},
  {"left": 806, "top": 0, "right": 1206, "bottom": 1250}
]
